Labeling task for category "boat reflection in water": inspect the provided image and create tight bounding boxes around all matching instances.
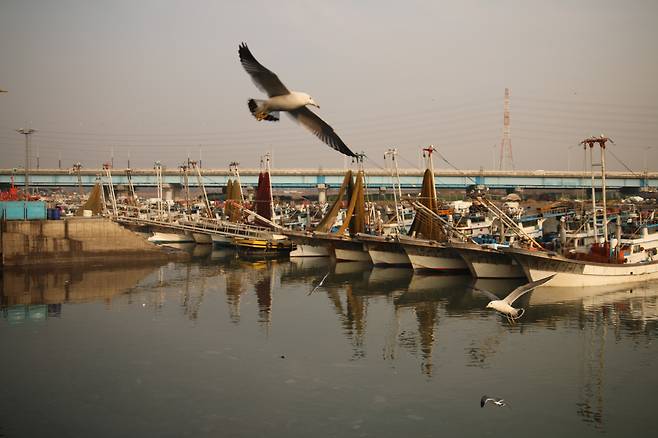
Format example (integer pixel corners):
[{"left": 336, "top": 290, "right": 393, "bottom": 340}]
[
  {"left": 2, "top": 248, "right": 658, "bottom": 435},
  {"left": 525, "top": 283, "right": 658, "bottom": 428}
]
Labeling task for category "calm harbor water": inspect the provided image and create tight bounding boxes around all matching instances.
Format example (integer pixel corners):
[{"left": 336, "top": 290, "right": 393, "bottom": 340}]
[{"left": 2, "top": 246, "right": 657, "bottom": 437}]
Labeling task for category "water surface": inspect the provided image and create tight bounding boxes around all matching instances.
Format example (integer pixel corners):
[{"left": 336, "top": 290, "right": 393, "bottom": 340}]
[{"left": 2, "top": 249, "right": 657, "bottom": 437}]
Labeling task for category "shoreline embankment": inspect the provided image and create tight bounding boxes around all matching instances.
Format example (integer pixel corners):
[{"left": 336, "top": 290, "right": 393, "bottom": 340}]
[{"left": 1, "top": 217, "right": 187, "bottom": 267}]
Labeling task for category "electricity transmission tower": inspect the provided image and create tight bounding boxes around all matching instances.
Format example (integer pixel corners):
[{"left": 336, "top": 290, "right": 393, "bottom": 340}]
[{"left": 498, "top": 88, "right": 514, "bottom": 170}]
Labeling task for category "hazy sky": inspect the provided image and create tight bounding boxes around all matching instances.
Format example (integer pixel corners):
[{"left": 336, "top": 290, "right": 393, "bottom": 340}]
[{"left": 1, "top": 0, "right": 657, "bottom": 172}]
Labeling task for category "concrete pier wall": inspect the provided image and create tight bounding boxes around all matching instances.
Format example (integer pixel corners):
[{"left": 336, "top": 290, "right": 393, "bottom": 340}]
[{"left": 1, "top": 217, "right": 176, "bottom": 266}]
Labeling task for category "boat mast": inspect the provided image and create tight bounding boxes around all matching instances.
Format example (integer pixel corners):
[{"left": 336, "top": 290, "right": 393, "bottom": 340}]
[
  {"left": 581, "top": 136, "right": 612, "bottom": 242},
  {"left": 191, "top": 160, "right": 212, "bottom": 218},
  {"left": 585, "top": 142, "right": 598, "bottom": 242},
  {"left": 126, "top": 167, "right": 136, "bottom": 205},
  {"left": 384, "top": 148, "right": 402, "bottom": 229},
  {"left": 180, "top": 161, "right": 191, "bottom": 212},
  {"left": 102, "top": 162, "right": 118, "bottom": 217},
  {"left": 355, "top": 152, "right": 371, "bottom": 232},
  {"left": 229, "top": 161, "right": 245, "bottom": 203},
  {"left": 423, "top": 145, "right": 437, "bottom": 204},
  {"left": 263, "top": 152, "right": 275, "bottom": 225},
  {"left": 154, "top": 161, "right": 163, "bottom": 219},
  {"left": 600, "top": 139, "right": 609, "bottom": 242}
]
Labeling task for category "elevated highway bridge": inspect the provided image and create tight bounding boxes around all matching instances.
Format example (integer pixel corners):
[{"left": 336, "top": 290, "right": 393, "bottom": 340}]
[{"left": 1, "top": 168, "right": 656, "bottom": 192}]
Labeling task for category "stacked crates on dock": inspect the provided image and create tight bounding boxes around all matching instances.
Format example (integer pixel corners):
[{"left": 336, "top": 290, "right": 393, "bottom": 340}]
[{"left": 0, "top": 201, "right": 47, "bottom": 220}]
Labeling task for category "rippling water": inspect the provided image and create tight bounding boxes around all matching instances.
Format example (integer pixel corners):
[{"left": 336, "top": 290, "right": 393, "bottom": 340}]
[{"left": 2, "top": 247, "right": 657, "bottom": 437}]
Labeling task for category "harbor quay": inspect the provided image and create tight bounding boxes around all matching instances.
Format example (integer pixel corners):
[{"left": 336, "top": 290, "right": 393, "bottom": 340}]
[{"left": 0, "top": 217, "right": 184, "bottom": 267}]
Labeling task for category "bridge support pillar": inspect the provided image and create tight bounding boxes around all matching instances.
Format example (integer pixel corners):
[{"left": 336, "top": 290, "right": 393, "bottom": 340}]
[
  {"left": 317, "top": 183, "right": 327, "bottom": 205},
  {"left": 162, "top": 184, "right": 180, "bottom": 201}
]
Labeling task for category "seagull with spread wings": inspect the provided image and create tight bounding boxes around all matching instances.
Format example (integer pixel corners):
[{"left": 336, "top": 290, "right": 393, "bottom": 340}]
[
  {"left": 308, "top": 271, "right": 330, "bottom": 295},
  {"left": 473, "top": 275, "right": 555, "bottom": 322},
  {"left": 238, "top": 43, "right": 356, "bottom": 157},
  {"left": 480, "top": 395, "right": 508, "bottom": 408}
]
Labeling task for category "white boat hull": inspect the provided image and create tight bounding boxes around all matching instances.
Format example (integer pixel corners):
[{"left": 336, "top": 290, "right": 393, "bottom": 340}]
[
  {"left": 290, "top": 244, "right": 330, "bottom": 257},
  {"left": 468, "top": 259, "right": 524, "bottom": 279},
  {"left": 507, "top": 248, "right": 658, "bottom": 287},
  {"left": 526, "top": 265, "right": 658, "bottom": 287},
  {"left": 399, "top": 238, "right": 468, "bottom": 271},
  {"left": 357, "top": 236, "right": 411, "bottom": 266},
  {"left": 453, "top": 244, "right": 526, "bottom": 279},
  {"left": 367, "top": 248, "right": 411, "bottom": 266},
  {"left": 334, "top": 247, "right": 372, "bottom": 262},
  {"left": 211, "top": 234, "right": 233, "bottom": 246},
  {"left": 148, "top": 232, "right": 194, "bottom": 243},
  {"left": 192, "top": 232, "right": 213, "bottom": 244},
  {"left": 406, "top": 253, "right": 467, "bottom": 271}
]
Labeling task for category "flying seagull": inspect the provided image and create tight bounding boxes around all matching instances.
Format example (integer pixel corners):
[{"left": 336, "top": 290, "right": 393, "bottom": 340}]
[
  {"left": 481, "top": 395, "right": 508, "bottom": 408},
  {"left": 238, "top": 43, "right": 356, "bottom": 157},
  {"left": 473, "top": 275, "right": 555, "bottom": 322},
  {"left": 309, "top": 272, "right": 330, "bottom": 295}
]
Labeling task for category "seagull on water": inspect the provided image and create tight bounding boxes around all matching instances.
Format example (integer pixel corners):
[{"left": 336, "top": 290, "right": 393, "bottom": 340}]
[
  {"left": 473, "top": 275, "right": 555, "bottom": 323},
  {"left": 238, "top": 43, "right": 356, "bottom": 157},
  {"left": 481, "top": 395, "right": 508, "bottom": 408}
]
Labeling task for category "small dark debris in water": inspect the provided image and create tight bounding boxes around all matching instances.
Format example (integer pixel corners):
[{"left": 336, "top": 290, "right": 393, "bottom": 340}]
[{"left": 280, "top": 355, "right": 286, "bottom": 359}]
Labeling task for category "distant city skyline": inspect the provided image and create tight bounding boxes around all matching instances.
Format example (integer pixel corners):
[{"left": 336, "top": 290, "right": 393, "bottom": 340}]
[{"left": 1, "top": 0, "right": 657, "bottom": 172}]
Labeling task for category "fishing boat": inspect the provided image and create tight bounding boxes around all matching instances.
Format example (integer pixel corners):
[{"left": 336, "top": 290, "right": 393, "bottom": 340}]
[
  {"left": 356, "top": 149, "right": 412, "bottom": 266},
  {"left": 285, "top": 170, "right": 355, "bottom": 258},
  {"left": 504, "top": 246, "right": 658, "bottom": 287},
  {"left": 232, "top": 236, "right": 295, "bottom": 258},
  {"left": 504, "top": 216, "right": 545, "bottom": 242},
  {"left": 291, "top": 165, "right": 372, "bottom": 262},
  {"left": 504, "top": 136, "right": 658, "bottom": 287},
  {"left": 394, "top": 147, "right": 483, "bottom": 272}
]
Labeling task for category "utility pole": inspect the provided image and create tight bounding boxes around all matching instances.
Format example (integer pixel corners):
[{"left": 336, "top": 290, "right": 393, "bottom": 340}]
[{"left": 16, "top": 127, "right": 36, "bottom": 197}]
